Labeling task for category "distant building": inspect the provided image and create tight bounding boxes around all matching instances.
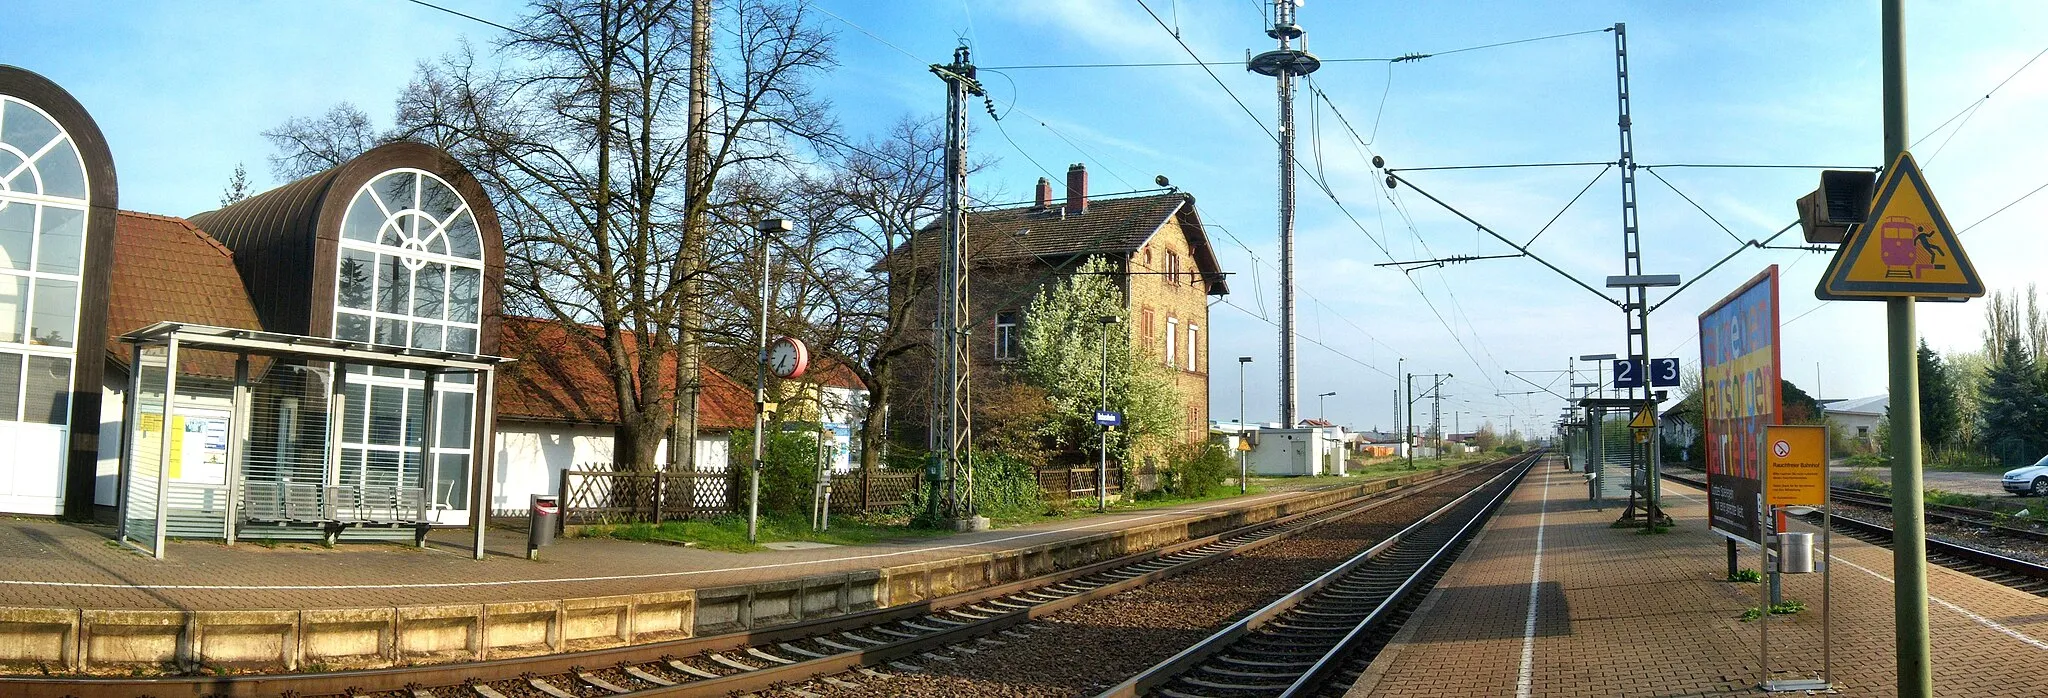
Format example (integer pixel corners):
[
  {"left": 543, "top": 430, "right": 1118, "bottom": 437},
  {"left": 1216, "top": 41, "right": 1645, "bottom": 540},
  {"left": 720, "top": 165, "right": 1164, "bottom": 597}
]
[
  {"left": 882, "top": 164, "right": 1228, "bottom": 472},
  {"left": 1822, "top": 394, "right": 1887, "bottom": 447}
]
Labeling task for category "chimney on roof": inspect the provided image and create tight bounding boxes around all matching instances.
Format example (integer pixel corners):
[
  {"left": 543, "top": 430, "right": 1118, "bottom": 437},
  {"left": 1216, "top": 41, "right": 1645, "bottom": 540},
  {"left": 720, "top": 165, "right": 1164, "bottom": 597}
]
[
  {"left": 1035, "top": 177, "right": 1053, "bottom": 210},
  {"left": 1065, "top": 163, "right": 1088, "bottom": 215}
]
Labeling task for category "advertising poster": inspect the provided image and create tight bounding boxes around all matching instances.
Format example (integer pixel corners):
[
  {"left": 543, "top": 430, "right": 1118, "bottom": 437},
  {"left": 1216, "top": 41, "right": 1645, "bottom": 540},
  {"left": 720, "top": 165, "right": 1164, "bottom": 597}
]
[{"left": 1698, "top": 266, "right": 1780, "bottom": 544}]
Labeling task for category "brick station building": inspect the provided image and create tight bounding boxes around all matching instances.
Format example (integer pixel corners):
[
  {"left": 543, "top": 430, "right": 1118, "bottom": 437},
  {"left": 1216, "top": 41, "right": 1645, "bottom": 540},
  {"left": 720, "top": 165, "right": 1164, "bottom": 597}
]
[{"left": 884, "top": 163, "right": 1229, "bottom": 477}]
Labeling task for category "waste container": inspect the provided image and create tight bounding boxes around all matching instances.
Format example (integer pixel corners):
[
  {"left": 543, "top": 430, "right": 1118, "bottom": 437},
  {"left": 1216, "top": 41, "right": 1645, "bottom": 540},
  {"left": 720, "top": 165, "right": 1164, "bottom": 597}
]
[
  {"left": 1777, "top": 531, "right": 1815, "bottom": 573},
  {"left": 529, "top": 494, "right": 560, "bottom": 560}
]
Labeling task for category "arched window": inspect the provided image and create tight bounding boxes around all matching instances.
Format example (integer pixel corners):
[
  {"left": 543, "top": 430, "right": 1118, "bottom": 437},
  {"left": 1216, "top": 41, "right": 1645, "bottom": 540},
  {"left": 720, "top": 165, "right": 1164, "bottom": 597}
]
[
  {"left": 331, "top": 169, "right": 485, "bottom": 354},
  {"left": 329, "top": 169, "right": 485, "bottom": 522},
  {"left": 0, "top": 95, "right": 90, "bottom": 426}
]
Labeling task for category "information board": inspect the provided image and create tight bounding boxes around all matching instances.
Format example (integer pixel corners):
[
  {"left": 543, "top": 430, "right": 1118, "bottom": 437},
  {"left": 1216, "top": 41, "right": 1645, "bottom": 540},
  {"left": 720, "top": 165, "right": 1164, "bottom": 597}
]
[
  {"left": 1699, "top": 266, "right": 1780, "bottom": 545},
  {"left": 1764, "top": 425, "right": 1828, "bottom": 507}
]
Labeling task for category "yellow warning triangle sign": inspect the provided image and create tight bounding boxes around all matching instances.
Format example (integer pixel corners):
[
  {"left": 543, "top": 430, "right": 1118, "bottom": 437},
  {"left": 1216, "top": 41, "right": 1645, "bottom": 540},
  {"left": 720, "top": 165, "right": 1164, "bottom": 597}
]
[
  {"left": 1818, "top": 151, "right": 1984, "bottom": 300},
  {"left": 1629, "top": 408, "right": 1656, "bottom": 430}
]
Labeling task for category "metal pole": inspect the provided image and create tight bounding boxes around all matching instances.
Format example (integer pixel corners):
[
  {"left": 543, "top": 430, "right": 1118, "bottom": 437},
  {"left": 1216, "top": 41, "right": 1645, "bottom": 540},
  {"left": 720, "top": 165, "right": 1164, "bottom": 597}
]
[
  {"left": 1824, "top": 428, "right": 1835, "bottom": 689},
  {"left": 1879, "top": 2, "right": 1929, "bottom": 694},
  {"left": 1099, "top": 320, "right": 1110, "bottom": 512},
  {"left": 748, "top": 220, "right": 775, "bottom": 543},
  {"left": 1406, "top": 373, "right": 1415, "bottom": 470},
  {"left": 1240, "top": 357, "right": 1250, "bottom": 494},
  {"left": 1275, "top": 1, "right": 1299, "bottom": 431}
]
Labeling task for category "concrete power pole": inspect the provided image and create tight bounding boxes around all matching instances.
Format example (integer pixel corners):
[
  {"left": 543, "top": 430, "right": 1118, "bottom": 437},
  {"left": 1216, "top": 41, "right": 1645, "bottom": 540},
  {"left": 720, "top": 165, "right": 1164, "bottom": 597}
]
[
  {"left": 1248, "top": 0, "right": 1320, "bottom": 429},
  {"left": 926, "top": 46, "right": 986, "bottom": 529},
  {"left": 673, "top": 0, "right": 712, "bottom": 472}
]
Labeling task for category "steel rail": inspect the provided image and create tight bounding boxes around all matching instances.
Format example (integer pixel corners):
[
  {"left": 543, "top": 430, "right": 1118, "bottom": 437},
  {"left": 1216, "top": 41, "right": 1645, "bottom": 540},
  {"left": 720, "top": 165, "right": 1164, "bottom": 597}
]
[
  {"left": 3, "top": 460, "right": 1516, "bottom": 698},
  {"left": 1095, "top": 452, "right": 1537, "bottom": 698}
]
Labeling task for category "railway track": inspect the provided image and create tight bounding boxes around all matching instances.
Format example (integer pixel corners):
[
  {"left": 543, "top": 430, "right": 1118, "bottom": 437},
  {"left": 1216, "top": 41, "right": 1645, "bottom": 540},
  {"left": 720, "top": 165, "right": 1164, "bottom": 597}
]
[
  {"left": 1663, "top": 473, "right": 2048, "bottom": 597},
  {"left": 1095, "top": 453, "right": 1534, "bottom": 698},
  {"left": 4, "top": 458, "right": 1527, "bottom": 698}
]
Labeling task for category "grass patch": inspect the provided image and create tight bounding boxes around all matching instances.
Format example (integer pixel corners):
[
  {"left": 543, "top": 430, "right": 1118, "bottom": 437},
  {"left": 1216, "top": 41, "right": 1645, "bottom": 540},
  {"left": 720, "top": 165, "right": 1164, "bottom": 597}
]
[
  {"left": 1740, "top": 599, "right": 1807, "bottom": 621},
  {"left": 1728, "top": 568, "right": 1763, "bottom": 583},
  {"left": 581, "top": 514, "right": 943, "bottom": 553}
]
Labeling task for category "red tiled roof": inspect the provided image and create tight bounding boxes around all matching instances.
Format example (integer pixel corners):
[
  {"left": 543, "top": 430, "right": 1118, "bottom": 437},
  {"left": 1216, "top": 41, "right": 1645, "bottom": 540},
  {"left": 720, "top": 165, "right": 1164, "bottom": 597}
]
[
  {"left": 879, "top": 191, "right": 1228, "bottom": 294},
  {"left": 495, "top": 316, "right": 752, "bottom": 430},
  {"left": 106, "top": 211, "right": 265, "bottom": 378}
]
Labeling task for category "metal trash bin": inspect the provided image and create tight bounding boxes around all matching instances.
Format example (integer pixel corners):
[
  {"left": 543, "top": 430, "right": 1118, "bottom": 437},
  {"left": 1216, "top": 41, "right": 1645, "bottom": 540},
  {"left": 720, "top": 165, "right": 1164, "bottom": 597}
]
[
  {"left": 1777, "top": 531, "right": 1815, "bottom": 573},
  {"left": 529, "top": 494, "right": 561, "bottom": 560}
]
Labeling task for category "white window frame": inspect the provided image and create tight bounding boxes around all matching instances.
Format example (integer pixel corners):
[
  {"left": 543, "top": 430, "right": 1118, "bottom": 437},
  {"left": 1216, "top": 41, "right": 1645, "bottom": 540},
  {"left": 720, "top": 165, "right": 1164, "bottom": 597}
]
[
  {"left": 0, "top": 96, "right": 90, "bottom": 426},
  {"left": 331, "top": 168, "right": 486, "bottom": 355},
  {"left": 993, "top": 310, "right": 1019, "bottom": 361},
  {"left": 1187, "top": 323, "right": 1199, "bottom": 372},
  {"left": 330, "top": 168, "right": 486, "bottom": 517}
]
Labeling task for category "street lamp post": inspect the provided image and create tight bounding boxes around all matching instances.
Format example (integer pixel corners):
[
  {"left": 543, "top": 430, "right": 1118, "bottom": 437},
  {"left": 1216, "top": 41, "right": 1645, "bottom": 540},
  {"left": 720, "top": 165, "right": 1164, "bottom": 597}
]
[
  {"left": 1317, "top": 391, "right": 1336, "bottom": 423},
  {"left": 1097, "top": 315, "right": 1119, "bottom": 513},
  {"left": 747, "top": 218, "right": 793, "bottom": 543},
  {"left": 1238, "top": 356, "right": 1254, "bottom": 494}
]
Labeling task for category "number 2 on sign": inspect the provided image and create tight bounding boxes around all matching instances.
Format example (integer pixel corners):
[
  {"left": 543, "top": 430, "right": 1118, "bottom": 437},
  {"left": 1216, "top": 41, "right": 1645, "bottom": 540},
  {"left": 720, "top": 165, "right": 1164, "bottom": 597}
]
[{"left": 1613, "top": 359, "right": 1644, "bottom": 389}]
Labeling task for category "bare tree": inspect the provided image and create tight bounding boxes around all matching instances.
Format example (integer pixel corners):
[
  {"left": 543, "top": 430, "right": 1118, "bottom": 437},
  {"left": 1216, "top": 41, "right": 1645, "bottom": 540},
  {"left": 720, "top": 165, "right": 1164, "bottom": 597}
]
[
  {"left": 220, "top": 162, "right": 253, "bottom": 206},
  {"left": 793, "top": 119, "right": 947, "bottom": 472},
  {"left": 387, "top": 0, "right": 834, "bottom": 471},
  {"left": 261, "top": 102, "right": 385, "bottom": 180}
]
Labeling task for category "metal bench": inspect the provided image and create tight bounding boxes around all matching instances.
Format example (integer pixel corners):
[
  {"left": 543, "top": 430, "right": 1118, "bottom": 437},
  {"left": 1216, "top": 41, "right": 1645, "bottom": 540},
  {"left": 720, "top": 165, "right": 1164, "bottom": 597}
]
[{"left": 240, "top": 481, "right": 431, "bottom": 545}]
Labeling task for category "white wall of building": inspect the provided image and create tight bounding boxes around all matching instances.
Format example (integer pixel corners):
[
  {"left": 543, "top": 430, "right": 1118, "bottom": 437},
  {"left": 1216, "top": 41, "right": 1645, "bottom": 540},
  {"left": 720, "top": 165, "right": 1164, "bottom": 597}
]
[
  {"left": 489, "top": 422, "right": 735, "bottom": 516},
  {"left": 1246, "top": 426, "right": 1345, "bottom": 476}
]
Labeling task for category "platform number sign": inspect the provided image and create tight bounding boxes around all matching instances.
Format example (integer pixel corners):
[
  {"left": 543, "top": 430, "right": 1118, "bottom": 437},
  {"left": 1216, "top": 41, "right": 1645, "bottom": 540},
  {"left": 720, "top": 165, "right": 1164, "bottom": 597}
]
[
  {"left": 1650, "top": 358, "right": 1682, "bottom": 387},
  {"left": 1614, "top": 358, "right": 1681, "bottom": 389},
  {"left": 1613, "top": 359, "right": 1645, "bottom": 389}
]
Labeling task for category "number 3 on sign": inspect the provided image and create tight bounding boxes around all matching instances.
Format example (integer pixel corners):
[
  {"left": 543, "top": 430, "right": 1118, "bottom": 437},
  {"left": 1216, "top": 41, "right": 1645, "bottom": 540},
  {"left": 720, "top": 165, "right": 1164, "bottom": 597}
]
[{"left": 1650, "top": 357, "right": 1681, "bottom": 387}]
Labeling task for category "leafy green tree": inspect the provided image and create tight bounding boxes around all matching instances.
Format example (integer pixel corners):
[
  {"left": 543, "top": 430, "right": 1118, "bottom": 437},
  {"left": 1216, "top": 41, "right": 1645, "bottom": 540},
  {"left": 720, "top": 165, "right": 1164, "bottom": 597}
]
[
  {"left": 1782, "top": 380, "right": 1823, "bottom": 424},
  {"left": 1917, "top": 339, "right": 1963, "bottom": 450},
  {"left": 1018, "top": 256, "right": 1183, "bottom": 467},
  {"left": 1978, "top": 336, "right": 2048, "bottom": 466}
]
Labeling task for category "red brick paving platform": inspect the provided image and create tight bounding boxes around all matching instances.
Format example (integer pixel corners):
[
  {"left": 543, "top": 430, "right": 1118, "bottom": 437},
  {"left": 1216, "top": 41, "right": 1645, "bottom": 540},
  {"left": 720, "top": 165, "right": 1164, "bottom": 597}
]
[
  {"left": 1348, "top": 460, "right": 2048, "bottom": 698},
  {"left": 0, "top": 465, "right": 1483, "bottom": 672}
]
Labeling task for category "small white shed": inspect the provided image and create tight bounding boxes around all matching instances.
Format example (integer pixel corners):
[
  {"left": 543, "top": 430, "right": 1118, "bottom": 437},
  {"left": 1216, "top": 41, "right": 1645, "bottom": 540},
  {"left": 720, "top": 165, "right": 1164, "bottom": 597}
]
[{"left": 1247, "top": 426, "right": 1347, "bottom": 476}]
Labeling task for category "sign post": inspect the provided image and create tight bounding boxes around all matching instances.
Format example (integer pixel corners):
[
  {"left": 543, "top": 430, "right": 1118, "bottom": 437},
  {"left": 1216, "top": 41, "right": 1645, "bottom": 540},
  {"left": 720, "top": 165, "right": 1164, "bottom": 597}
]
[{"left": 1761, "top": 425, "right": 1831, "bottom": 693}]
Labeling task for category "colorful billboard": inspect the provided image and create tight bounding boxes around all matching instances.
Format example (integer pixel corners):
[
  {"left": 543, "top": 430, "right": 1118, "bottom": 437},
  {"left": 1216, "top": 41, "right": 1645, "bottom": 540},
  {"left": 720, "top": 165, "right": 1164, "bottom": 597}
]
[{"left": 1698, "top": 266, "right": 1780, "bottom": 545}]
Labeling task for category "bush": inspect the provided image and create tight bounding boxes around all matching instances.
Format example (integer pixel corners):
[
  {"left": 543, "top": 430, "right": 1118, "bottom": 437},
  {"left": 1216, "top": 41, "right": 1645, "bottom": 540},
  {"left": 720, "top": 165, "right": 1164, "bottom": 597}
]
[
  {"left": 1164, "top": 443, "right": 1233, "bottom": 499},
  {"left": 731, "top": 428, "right": 824, "bottom": 517},
  {"left": 899, "top": 449, "right": 1043, "bottom": 524},
  {"left": 971, "top": 451, "right": 1042, "bottom": 516}
]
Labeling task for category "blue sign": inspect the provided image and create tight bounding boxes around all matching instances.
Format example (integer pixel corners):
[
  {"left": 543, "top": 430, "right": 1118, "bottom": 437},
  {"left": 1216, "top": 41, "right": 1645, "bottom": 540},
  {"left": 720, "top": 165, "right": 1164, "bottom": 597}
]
[
  {"left": 1650, "top": 357, "right": 1682, "bottom": 387},
  {"left": 1093, "top": 410, "right": 1123, "bottom": 427},
  {"left": 1612, "top": 359, "right": 1645, "bottom": 389}
]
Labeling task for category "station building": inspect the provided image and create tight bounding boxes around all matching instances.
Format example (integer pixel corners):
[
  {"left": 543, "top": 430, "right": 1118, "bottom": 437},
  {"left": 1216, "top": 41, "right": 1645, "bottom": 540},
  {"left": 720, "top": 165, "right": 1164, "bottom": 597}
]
[{"left": 1, "top": 65, "right": 864, "bottom": 551}]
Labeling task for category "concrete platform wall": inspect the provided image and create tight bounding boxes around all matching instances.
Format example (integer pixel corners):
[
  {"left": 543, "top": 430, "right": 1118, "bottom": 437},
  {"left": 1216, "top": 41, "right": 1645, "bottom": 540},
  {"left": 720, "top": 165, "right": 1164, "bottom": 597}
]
[{"left": 0, "top": 463, "right": 1483, "bottom": 674}]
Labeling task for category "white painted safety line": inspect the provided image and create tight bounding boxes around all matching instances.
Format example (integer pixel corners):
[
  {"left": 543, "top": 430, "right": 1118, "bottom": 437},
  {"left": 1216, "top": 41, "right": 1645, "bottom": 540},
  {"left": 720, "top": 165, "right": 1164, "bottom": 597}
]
[
  {"left": 0, "top": 488, "right": 1317, "bottom": 592},
  {"left": 1829, "top": 554, "right": 2048, "bottom": 651},
  {"left": 1515, "top": 466, "right": 1553, "bottom": 698}
]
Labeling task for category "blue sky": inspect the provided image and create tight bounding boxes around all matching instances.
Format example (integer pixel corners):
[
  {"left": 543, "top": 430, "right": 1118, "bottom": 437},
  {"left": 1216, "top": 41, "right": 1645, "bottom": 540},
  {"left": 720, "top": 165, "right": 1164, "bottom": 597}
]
[{"left": 8, "top": 1, "right": 2048, "bottom": 435}]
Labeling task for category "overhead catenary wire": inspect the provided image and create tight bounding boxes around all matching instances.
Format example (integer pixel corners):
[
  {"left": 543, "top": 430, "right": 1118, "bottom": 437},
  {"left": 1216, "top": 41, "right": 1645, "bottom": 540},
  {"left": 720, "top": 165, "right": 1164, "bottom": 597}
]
[{"left": 1128, "top": 0, "right": 1511, "bottom": 396}]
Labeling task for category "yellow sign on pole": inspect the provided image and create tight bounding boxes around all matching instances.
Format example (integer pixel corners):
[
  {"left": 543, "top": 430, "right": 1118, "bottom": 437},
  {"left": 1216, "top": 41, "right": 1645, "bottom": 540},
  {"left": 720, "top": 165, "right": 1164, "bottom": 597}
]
[
  {"left": 1818, "top": 151, "right": 1984, "bottom": 300},
  {"left": 1629, "top": 407, "right": 1656, "bottom": 430},
  {"left": 1765, "top": 425, "right": 1829, "bottom": 507}
]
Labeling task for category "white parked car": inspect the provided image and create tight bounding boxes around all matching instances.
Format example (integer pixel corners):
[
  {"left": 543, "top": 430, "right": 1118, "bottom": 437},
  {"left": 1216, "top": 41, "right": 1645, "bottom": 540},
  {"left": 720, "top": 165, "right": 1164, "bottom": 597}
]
[{"left": 2002, "top": 456, "right": 2048, "bottom": 496}]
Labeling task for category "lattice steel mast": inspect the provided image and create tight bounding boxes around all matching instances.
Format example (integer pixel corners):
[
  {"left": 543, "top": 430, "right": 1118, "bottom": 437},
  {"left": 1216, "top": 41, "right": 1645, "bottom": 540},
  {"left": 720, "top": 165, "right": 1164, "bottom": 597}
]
[{"left": 927, "top": 46, "right": 984, "bottom": 525}]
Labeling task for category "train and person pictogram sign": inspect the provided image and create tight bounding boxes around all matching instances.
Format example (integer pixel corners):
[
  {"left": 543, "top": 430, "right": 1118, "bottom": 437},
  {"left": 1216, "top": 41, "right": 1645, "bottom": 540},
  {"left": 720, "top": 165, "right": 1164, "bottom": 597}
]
[{"left": 1818, "top": 150, "right": 1984, "bottom": 299}]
